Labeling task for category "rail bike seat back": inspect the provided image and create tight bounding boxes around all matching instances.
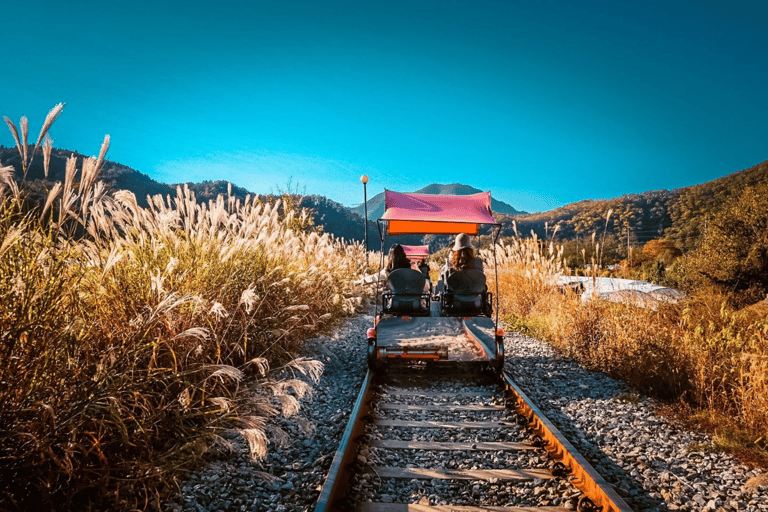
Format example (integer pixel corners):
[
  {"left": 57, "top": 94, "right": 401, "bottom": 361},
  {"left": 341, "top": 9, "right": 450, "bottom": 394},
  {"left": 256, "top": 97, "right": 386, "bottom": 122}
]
[
  {"left": 441, "top": 269, "right": 492, "bottom": 317},
  {"left": 382, "top": 268, "right": 430, "bottom": 316}
]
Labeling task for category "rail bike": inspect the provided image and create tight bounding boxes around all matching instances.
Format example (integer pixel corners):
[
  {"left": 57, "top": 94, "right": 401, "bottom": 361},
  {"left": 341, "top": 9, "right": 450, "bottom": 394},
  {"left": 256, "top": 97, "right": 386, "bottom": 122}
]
[
  {"left": 366, "top": 190, "right": 504, "bottom": 372},
  {"left": 312, "top": 190, "right": 636, "bottom": 512}
]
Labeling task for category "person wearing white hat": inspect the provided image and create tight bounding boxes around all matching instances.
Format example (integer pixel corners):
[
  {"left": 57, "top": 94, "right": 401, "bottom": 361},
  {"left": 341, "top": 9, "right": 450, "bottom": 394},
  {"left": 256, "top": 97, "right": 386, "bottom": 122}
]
[{"left": 440, "top": 233, "right": 484, "bottom": 285}]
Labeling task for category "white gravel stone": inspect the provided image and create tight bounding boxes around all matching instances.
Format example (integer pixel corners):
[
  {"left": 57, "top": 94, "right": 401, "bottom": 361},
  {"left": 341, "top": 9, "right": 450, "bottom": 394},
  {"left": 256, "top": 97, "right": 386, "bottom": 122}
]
[
  {"left": 167, "top": 316, "right": 768, "bottom": 512},
  {"left": 505, "top": 330, "right": 767, "bottom": 512}
]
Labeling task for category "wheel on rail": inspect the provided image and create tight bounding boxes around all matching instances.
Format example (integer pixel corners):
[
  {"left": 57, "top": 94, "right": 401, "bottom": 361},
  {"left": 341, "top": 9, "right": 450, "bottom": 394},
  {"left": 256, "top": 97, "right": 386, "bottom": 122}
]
[
  {"left": 367, "top": 336, "right": 378, "bottom": 370},
  {"left": 492, "top": 332, "right": 504, "bottom": 373}
]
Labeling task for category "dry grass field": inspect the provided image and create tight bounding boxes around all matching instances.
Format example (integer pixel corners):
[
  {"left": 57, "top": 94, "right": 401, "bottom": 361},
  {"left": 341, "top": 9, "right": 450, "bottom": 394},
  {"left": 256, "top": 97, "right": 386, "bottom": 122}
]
[
  {"left": 0, "top": 107, "right": 368, "bottom": 511},
  {"left": 2, "top": 107, "right": 766, "bottom": 510},
  {"left": 483, "top": 227, "right": 768, "bottom": 468}
]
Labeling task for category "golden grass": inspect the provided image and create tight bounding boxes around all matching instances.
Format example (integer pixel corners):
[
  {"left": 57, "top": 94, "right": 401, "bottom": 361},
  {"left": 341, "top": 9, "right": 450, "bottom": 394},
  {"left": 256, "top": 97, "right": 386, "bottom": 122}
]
[
  {"left": 487, "top": 227, "right": 768, "bottom": 467},
  {"left": 0, "top": 107, "right": 368, "bottom": 510}
]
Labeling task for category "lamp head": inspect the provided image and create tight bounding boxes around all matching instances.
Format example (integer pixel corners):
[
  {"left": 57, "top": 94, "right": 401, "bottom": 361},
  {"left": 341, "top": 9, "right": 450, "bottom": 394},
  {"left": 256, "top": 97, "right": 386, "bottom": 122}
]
[{"left": 360, "top": 175, "right": 369, "bottom": 184}]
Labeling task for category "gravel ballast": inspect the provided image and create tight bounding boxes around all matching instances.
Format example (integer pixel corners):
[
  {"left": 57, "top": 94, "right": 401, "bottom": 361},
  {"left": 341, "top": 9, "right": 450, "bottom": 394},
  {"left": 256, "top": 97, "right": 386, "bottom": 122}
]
[{"left": 171, "top": 314, "right": 768, "bottom": 512}]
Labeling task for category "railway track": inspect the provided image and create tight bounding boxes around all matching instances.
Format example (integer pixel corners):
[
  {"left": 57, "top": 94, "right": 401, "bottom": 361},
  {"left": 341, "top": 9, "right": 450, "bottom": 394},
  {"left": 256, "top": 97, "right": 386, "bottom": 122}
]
[{"left": 315, "top": 364, "right": 634, "bottom": 512}]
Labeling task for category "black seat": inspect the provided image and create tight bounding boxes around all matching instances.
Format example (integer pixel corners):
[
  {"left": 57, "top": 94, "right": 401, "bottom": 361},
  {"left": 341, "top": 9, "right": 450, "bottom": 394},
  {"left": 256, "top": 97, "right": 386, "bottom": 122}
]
[
  {"left": 441, "top": 269, "right": 492, "bottom": 317},
  {"left": 382, "top": 268, "right": 430, "bottom": 316}
]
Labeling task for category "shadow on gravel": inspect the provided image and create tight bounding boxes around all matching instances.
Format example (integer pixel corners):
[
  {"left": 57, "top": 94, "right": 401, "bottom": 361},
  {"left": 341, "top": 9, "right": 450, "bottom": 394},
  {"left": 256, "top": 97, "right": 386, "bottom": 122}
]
[{"left": 506, "top": 347, "right": 665, "bottom": 512}]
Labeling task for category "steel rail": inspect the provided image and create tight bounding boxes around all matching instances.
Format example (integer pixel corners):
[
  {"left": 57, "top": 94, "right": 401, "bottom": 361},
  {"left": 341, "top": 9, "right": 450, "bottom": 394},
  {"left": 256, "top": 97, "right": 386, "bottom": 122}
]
[
  {"left": 503, "top": 373, "right": 635, "bottom": 512},
  {"left": 314, "top": 369, "right": 375, "bottom": 512},
  {"left": 314, "top": 366, "right": 634, "bottom": 512}
]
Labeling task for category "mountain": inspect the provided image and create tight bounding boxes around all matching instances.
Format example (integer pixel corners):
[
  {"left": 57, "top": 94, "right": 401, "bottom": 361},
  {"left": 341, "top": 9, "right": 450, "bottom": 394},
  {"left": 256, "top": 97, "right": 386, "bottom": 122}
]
[
  {"left": 0, "top": 145, "right": 174, "bottom": 206},
  {"left": 299, "top": 195, "right": 375, "bottom": 245},
  {"left": 0, "top": 145, "right": 375, "bottom": 244},
  {"left": 507, "top": 159, "right": 768, "bottom": 252},
  {"left": 351, "top": 183, "right": 524, "bottom": 221},
  {"left": 666, "top": 159, "right": 768, "bottom": 251},
  {"left": 3, "top": 145, "right": 766, "bottom": 254}
]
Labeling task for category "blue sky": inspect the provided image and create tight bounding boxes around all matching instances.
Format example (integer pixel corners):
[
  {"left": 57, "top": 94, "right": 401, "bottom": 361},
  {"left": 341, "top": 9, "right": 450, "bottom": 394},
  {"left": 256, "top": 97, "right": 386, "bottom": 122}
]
[{"left": 3, "top": 0, "right": 766, "bottom": 213}]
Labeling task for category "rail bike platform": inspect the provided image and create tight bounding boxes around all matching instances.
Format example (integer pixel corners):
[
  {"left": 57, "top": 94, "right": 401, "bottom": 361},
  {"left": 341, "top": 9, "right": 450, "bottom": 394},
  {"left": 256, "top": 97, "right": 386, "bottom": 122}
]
[{"left": 370, "top": 314, "right": 501, "bottom": 366}]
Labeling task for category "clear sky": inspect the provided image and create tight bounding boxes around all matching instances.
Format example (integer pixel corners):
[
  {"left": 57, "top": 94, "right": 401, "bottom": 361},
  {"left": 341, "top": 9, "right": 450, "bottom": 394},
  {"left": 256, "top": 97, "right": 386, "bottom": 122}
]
[{"left": 3, "top": 0, "right": 766, "bottom": 213}]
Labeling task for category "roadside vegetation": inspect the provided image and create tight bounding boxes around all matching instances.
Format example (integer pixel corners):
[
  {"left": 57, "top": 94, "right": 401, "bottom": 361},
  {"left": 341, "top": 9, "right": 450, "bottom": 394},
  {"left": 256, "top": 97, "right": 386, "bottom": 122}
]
[
  {"left": 3, "top": 104, "right": 765, "bottom": 509},
  {"left": 485, "top": 199, "right": 768, "bottom": 467},
  {"left": 0, "top": 106, "right": 366, "bottom": 511}
]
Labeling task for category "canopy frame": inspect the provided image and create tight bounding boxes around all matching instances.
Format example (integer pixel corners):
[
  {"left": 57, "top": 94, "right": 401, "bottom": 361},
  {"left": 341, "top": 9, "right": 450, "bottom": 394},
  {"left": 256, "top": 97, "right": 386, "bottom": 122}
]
[{"left": 373, "top": 190, "right": 503, "bottom": 328}]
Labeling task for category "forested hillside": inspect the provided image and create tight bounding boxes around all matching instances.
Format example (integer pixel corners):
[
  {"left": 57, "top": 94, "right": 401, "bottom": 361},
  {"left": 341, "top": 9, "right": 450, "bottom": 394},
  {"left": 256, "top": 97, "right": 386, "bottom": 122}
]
[
  {"left": 3, "top": 145, "right": 766, "bottom": 254},
  {"left": 666, "top": 159, "right": 768, "bottom": 251},
  {"left": 0, "top": 146, "right": 373, "bottom": 243},
  {"left": 507, "top": 190, "right": 678, "bottom": 245},
  {"left": 508, "top": 159, "right": 768, "bottom": 254}
]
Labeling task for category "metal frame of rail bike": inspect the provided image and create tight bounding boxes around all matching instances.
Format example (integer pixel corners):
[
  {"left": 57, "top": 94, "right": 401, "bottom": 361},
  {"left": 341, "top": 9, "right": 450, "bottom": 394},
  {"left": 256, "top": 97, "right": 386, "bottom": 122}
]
[{"left": 367, "top": 189, "right": 504, "bottom": 371}]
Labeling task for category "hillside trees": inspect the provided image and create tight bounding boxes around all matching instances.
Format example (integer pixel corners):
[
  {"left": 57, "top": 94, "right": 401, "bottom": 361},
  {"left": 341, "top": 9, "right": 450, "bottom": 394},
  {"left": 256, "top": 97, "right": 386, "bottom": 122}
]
[
  {"left": 668, "top": 160, "right": 768, "bottom": 252},
  {"left": 684, "top": 184, "right": 768, "bottom": 305},
  {"left": 636, "top": 239, "right": 683, "bottom": 265}
]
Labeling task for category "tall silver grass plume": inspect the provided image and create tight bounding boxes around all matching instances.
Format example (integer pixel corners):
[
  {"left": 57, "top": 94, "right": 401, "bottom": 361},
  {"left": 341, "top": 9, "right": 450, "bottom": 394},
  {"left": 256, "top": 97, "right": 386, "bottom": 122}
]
[
  {"left": 208, "top": 396, "right": 232, "bottom": 411},
  {"left": 58, "top": 155, "right": 77, "bottom": 223},
  {"left": 35, "top": 103, "right": 65, "bottom": 147},
  {"left": 43, "top": 136, "right": 53, "bottom": 178},
  {"left": 239, "top": 428, "right": 269, "bottom": 460},
  {"left": 207, "top": 364, "right": 245, "bottom": 383},
  {"left": 286, "top": 357, "right": 323, "bottom": 384},
  {"left": 248, "top": 357, "right": 269, "bottom": 377},
  {"left": 41, "top": 182, "right": 62, "bottom": 220},
  {"left": 0, "top": 165, "right": 15, "bottom": 194},
  {"left": 240, "top": 286, "right": 257, "bottom": 314},
  {"left": 100, "top": 246, "right": 125, "bottom": 279},
  {"left": 80, "top": 157, "right": 99, "bottom": 198},
  {"left": 62, "top": 155, "right": 76, "bottom": 200},
  {"left": 20, "top": 116, "right": 28, "bottom": 164},
  {"left": 0, "top": 165, "right": 20, "bottom": 199},
  {"left": 94, "top": 134, "right": 110, "bottom": 174},
  {"left": 3, "top": 117, "right": 23, "bottom": 162},
  {"left": 171, "top": 327, "right": 210, "bottom": 343},
  {"left": 0, "top": 225, "right": 24, "bottom": 259}
]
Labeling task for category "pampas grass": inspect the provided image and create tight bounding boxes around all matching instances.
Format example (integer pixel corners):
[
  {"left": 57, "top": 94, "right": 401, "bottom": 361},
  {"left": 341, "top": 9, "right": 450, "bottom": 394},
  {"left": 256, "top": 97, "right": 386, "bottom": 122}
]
[
  {"left": 0, "top": 106, "right": 368, "bottom": 511},
  {"left": 489, "top": 223, "right": 768, "bottom": 463}
]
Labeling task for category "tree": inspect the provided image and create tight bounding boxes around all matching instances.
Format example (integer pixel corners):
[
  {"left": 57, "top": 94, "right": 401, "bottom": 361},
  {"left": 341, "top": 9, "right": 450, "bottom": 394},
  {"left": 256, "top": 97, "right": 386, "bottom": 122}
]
[
  {"left": 686, "top": 184, "right": 768, "bottom": 305},
  {"left": 639, "top": 239, "right": 682, "bottom": 265}
]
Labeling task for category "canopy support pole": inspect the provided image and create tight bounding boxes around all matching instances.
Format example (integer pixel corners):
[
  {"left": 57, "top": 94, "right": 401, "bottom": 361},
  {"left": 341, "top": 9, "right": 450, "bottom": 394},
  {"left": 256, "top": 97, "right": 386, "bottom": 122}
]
[
  {"left": 373, "top": 220, "right": 386, "bottom": 321},
  {"left": 491, "top": 223, "right": 502, "bottom": 329}
]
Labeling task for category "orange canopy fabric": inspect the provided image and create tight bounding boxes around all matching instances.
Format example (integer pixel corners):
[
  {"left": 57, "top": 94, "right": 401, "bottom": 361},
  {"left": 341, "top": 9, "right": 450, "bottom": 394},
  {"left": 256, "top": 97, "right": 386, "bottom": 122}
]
[{"left": 381, "top": 190, "right": 496, "bottom": 235}]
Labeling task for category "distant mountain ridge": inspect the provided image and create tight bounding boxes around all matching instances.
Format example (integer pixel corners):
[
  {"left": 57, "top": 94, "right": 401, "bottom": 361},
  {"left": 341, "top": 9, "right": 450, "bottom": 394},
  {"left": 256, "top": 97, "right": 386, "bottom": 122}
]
[
  {"left": 351, "top": 183, "right": 524, "bottom": 221},
  {"left": 509, "top": 159, "right": 768, "bottom": 252},
  {"left": 0, "top": 145, "right": 372, "bottom": 243},
  {"left": 3, "top": 145, "right": 766, "bottom": 252}
]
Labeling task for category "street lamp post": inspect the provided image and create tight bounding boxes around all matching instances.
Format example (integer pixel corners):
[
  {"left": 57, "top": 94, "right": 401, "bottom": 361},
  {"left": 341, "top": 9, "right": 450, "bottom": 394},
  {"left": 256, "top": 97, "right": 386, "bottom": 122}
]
[{"left": 360, "top": 175, "right": 369, "bottom": 269}]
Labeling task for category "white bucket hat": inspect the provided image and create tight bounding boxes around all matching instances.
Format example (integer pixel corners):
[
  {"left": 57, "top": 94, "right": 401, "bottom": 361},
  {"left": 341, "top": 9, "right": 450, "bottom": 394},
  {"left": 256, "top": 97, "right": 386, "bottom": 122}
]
[{"left": 451, "top": 233, "right": 473, "bottom": 251}]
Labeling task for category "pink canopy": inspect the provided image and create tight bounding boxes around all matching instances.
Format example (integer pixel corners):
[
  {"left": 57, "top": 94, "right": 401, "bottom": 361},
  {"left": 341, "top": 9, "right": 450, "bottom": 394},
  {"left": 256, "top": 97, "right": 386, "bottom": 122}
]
[
  {"left": 402, "top": 245, "right": 430, "bottom": 262},
  {"left": 381, "top": 190, "right": 496, "bottom": 235}
]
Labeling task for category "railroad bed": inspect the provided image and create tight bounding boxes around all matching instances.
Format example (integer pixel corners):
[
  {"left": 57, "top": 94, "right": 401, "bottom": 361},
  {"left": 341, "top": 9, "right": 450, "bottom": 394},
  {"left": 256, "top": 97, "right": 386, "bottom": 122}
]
[
  {"left": 172, "top": 314, "right": 768, "bottom": 512},
  {"left": 317, "top": 365, "right": 632, "bottom": 511}
]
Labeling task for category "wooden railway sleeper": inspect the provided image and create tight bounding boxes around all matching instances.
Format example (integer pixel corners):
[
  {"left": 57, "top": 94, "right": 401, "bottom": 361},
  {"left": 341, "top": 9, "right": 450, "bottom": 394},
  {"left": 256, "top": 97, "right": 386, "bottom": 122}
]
[{"left": 316, "top": 369, "right": 634, "bottom": 511}]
